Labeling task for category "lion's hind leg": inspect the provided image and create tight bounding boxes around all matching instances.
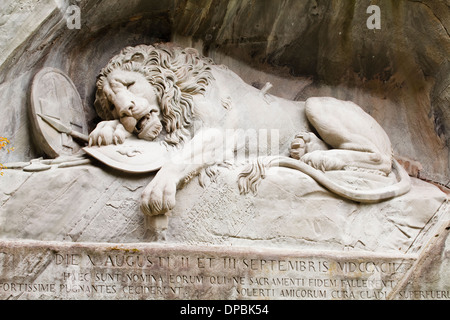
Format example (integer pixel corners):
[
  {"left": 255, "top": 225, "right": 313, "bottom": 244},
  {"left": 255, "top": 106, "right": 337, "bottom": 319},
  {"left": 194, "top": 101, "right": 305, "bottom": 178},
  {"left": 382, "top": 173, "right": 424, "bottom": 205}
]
[
  {"left": 300, "top": 145, "right": 392, "bottom": 175},
  {"left": 303, "top": 97, "right": 393, "bottom": 175},
  {"left": 288, "top": 132, "right": 391, "bottom": 173},
  {"left": 288, "top": 132, "right": 391, "bottom": 174}
]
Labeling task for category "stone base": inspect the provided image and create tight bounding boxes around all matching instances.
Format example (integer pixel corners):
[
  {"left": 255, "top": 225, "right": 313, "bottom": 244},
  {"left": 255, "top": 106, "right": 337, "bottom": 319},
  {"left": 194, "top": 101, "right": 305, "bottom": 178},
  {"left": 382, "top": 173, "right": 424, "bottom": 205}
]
[
  {"left": 0, "top": 164, "right": 448, "bottom": 252},
  {"left": 0, "top": 163, "right": 449, "bottom": 300},
  {"left": 0, "top": 224, "right": 449, "bottom": 300}
]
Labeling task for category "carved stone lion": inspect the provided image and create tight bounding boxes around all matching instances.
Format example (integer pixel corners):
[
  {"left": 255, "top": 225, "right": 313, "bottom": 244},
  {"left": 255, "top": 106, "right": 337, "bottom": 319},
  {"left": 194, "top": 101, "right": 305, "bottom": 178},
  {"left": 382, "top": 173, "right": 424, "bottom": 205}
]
[{"left": 89, "top": 43, "right": 410, "bottom": 216}]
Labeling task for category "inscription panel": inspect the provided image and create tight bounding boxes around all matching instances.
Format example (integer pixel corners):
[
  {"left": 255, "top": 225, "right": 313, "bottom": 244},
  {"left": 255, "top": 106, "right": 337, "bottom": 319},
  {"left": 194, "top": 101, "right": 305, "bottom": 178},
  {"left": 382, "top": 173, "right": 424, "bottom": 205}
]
[{"left": 0, "top": 240, "right": 445, "bottom": 300}]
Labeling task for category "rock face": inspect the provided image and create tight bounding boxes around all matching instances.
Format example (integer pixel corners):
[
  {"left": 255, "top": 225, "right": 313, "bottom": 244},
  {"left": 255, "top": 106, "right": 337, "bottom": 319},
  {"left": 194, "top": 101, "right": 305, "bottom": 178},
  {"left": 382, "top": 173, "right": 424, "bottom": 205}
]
[
  {"left": 0, "top": 163, "right": 447, "bottom": 254},
  {"left": 0, "top": 0, "right": 449, "bottom": 186}
]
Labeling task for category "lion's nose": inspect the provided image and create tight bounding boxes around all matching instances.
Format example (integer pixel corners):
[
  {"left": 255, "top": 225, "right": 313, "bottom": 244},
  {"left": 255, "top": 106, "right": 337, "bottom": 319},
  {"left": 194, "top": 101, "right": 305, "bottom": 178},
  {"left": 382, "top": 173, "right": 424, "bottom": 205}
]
[{"left": 119, "top": 102, "right": 135, "bottom": 117}]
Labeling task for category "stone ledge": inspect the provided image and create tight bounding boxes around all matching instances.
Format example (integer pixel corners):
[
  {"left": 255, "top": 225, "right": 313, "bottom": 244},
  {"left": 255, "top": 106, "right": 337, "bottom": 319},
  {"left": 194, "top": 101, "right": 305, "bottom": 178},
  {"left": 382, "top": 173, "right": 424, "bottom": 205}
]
[{"left": 0, "top": 164, "right": 447, "bottom": 254}]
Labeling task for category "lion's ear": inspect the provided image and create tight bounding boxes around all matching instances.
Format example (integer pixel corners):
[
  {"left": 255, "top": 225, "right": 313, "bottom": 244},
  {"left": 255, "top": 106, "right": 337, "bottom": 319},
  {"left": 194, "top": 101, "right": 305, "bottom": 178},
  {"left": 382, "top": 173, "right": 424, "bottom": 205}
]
[{"left": 130, "top": 52, "right": 145, "bottom": 63}]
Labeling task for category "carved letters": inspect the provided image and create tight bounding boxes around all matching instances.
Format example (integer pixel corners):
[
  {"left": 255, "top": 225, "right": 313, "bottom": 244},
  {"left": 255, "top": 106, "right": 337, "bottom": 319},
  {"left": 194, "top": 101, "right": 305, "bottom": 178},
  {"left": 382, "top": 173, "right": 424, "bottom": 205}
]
[{"left": 0, "top": 241, "right": 421, "bottom": 300}]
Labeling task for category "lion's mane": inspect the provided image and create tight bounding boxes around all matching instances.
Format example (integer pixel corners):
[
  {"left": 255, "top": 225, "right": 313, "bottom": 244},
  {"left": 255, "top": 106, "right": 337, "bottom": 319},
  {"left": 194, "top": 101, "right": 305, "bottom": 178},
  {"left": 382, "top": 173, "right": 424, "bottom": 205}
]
[{"left": 94, "top": 43, "right": 214, "bottom": 145}]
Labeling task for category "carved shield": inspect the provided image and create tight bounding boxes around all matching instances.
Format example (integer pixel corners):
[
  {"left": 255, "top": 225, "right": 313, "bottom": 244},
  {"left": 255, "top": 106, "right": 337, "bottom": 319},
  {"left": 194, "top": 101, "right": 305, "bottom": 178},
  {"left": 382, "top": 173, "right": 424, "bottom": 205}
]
[
  {"left": 30, "top": 68, "right": 89, "bottom": 158},
  {"left": 83, "top": 136, "right": 172, "bottom": 173}
]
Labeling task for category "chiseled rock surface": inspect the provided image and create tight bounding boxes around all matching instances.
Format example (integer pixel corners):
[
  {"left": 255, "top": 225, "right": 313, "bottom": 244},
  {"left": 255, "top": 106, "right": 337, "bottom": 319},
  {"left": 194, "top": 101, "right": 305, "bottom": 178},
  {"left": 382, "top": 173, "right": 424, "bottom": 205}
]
[
  {"left": 390, "top": 221, "right": 450, "bottom": 299},
  {"left": 0, "top": 164, "right": 447, "bottom": 254}
]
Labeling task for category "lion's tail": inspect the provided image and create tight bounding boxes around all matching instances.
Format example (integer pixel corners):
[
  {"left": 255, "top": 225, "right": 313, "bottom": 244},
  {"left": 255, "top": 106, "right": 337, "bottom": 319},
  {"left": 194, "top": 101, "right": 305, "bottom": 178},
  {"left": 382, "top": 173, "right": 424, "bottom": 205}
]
[{"left": 237, "top": 156, "right": 411, "bottom": 203}]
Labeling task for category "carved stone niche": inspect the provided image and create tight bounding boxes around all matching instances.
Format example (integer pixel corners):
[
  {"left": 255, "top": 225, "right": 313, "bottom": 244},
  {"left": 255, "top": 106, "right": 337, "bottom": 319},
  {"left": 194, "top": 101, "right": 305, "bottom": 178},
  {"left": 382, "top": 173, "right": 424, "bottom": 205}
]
[
  {"left": 0, "top": 0, "right": 449, "bottom": 301},
  {"left": 0, "top": 42, "right": 448, "bottom": 301}
]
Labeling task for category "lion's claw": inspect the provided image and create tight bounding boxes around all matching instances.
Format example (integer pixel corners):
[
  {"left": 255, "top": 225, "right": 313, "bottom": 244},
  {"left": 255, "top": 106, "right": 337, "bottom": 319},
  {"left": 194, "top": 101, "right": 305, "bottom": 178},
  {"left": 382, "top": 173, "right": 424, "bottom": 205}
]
[
  {"left": 141, "top": 173, "right": 177, "bottom": 216},
  {"left": 88, "top": 120, "right": 130, "bottom": 147}
]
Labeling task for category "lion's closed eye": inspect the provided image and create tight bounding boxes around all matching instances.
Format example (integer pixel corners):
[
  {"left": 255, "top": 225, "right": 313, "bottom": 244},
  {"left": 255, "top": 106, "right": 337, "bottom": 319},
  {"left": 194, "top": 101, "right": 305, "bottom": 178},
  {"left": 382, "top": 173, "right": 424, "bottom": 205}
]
[{"left": 117, "top": 79, "right": 135, "bottom": 89}]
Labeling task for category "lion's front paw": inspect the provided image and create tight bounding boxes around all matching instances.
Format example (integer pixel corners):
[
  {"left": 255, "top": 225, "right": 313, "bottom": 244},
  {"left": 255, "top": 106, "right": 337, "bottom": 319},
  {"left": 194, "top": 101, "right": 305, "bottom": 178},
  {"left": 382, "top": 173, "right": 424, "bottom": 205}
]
[
  {"left": 301, "top": 150, "right": 345, "bottom": 172},
  {"left": 88, "top": 120, "right": 131, "bottom": 147},
  {"left": 140, "top": 173, "right": 177, "bottom": 216},
  {"left": 290, "top": 132, "right": 328, "bottom": 160}
]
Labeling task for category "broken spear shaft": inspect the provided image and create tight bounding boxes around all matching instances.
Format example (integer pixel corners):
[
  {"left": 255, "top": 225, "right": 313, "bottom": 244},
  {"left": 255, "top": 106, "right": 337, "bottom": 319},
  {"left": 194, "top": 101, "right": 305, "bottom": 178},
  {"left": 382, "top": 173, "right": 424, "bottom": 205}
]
[{"left": 38, "top": 113, "right": 89, "bottom": 143}]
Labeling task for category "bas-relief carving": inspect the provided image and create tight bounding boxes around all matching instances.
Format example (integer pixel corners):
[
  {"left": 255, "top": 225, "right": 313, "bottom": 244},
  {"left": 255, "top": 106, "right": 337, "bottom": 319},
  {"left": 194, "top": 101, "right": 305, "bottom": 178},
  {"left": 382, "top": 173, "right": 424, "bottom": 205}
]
[
  {"left": 85, "top": 43, "right": 411, "bottom": 221},
  {"left": 1, "top": 42, "right": 449, "bottom": 300}
]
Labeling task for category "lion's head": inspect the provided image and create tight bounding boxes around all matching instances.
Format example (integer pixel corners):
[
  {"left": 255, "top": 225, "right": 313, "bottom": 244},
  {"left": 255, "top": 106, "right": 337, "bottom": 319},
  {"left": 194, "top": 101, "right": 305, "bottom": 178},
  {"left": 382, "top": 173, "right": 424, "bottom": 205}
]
[{"left": 94, "top": 43, "right": 214, "bottom": 145}]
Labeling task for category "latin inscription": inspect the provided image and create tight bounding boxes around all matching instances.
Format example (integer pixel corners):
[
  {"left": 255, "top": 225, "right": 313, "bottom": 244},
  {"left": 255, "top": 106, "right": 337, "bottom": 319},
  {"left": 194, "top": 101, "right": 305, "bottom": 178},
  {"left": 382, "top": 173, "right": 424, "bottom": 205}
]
[{"left": 0, "top": 243, "right": 447, "bottom": 300}]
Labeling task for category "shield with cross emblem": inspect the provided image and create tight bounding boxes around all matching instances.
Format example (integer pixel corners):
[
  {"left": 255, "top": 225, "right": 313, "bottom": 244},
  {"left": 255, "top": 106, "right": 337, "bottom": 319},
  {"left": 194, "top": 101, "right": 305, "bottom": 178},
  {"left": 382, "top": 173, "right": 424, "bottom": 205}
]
[{"left": 30, "top": 68, "right": 89, "bottom": 158}]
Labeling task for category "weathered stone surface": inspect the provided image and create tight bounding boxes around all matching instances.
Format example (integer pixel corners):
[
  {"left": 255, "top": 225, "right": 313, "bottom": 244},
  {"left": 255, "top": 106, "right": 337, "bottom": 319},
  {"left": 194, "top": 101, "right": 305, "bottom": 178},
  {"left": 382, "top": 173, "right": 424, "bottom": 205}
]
[
  {"left": 389, "top": 221, "right": 450, "bottom": 299},
  {"left": 0, "top": 239, "right": 421, "bottom": 300},
  {"left": 1, "top": 233, "right": 450, "bottom": 300},
  {"left": 0, "top": 164, "right": 447, "bottom": 255},
  {"left": 169, "top": 167, "right": 447, "bottom": 253}
]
